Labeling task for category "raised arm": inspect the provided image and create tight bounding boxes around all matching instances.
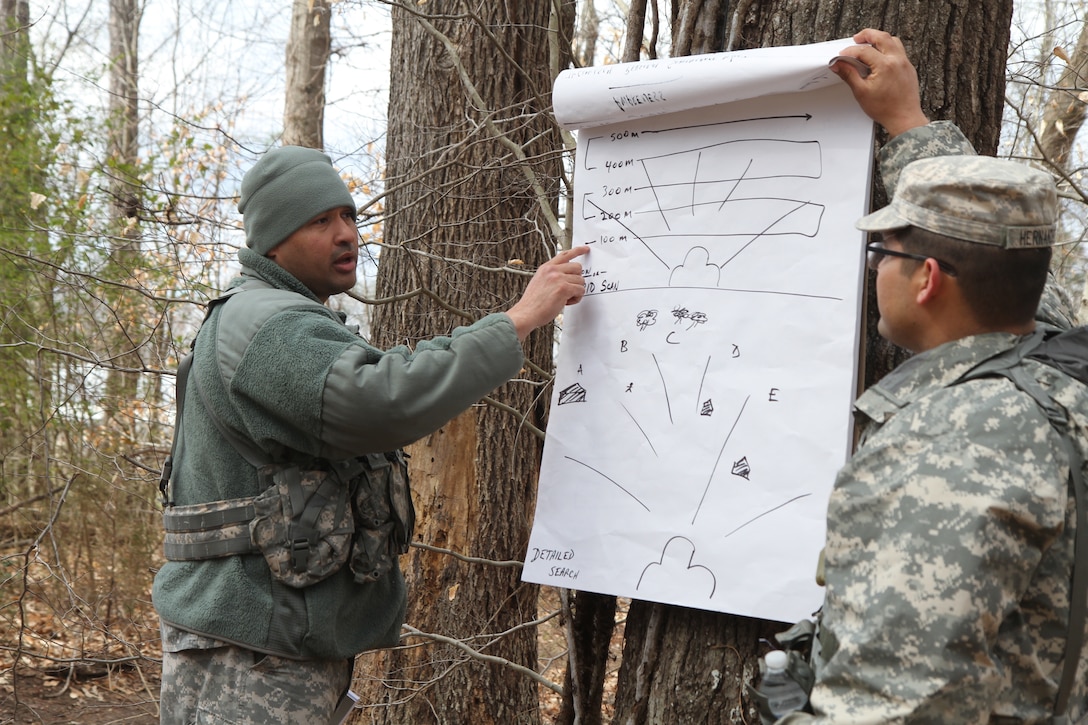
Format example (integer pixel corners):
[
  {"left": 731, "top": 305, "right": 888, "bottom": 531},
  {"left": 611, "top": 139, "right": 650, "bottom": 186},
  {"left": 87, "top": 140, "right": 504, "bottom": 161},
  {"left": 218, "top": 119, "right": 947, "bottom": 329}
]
[{"left": 504, "top": 246, "right": 590, "bottom": 341}]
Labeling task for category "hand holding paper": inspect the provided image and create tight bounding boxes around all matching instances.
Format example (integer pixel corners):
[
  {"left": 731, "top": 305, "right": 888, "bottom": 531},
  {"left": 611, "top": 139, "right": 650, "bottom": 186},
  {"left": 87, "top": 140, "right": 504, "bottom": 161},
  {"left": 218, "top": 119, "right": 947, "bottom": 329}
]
[{"left": 831, "top": 29, "right": 930, "bottom": 137}]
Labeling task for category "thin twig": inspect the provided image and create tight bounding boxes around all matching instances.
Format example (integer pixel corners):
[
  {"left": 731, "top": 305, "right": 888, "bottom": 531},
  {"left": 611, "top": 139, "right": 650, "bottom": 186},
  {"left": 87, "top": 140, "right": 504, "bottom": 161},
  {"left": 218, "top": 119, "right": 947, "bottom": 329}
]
[
  {"left": 401, "top": 624, "right": 564, "bottom": 695},
  {"left": 410, "top": 541, "right": 524, "bottom": 568}
]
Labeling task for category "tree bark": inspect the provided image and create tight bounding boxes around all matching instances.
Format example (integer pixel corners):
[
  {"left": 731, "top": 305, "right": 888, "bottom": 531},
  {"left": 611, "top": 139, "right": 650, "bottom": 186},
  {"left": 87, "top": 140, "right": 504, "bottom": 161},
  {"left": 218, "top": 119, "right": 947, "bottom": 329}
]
[
  {"left": 103, "top": 0, "right": 143, "bottom": 419},
  {"left": 283, "top": 0, "right": 331, "bottom": 149},
  {"left": 0, "top": 0, "right": 29, "bottom": 84},
  {"left": 555, "top": 592, "right": 616, "bottom": 725},
  {"left": 1035, "top": 27, "right": 1088, "bottom": 322},
  {"left": 611, "top": 2, "right": 1013, "bottom": 722},
  {"left": 1038, "top": 24, "right": 1088, "bottom": 170},
  {"left": 573, "top": 0, "right": 600, "bottom": 68},
  {"left": 351, "top": 2, "right": 572, "bottom": 723},
  {"left": 622, "top": 0, "right": 649, "bottom": 62}
]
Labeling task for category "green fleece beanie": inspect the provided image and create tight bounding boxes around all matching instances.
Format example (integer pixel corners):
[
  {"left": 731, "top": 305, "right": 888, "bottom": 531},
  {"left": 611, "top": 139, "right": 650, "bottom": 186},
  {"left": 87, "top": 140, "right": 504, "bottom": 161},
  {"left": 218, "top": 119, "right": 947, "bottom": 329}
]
[{"left": 238, "top": 146, "right": 357, "bottom": 256}]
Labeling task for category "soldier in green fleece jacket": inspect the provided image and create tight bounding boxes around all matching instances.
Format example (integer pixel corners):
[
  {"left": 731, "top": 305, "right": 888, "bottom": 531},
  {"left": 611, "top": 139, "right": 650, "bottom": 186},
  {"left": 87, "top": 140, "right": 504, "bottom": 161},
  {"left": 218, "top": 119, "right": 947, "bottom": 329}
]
[{"left": 153, "top": 145, "right": 588, "bottom": 724}]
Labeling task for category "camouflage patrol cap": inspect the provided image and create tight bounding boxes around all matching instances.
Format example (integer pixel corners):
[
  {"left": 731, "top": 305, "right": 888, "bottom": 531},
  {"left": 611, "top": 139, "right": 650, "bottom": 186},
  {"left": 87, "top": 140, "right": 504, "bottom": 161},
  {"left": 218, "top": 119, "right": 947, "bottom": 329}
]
[{"left": 856, "top": 155, "right": 1057, "bottom": 248}]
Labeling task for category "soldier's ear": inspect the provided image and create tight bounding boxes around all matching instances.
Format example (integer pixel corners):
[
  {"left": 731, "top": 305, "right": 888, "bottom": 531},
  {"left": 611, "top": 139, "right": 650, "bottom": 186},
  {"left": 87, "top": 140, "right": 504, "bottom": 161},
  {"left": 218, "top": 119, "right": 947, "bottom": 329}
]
[{"left": 915, "top": 258, "right": 945, "bottom": 306}]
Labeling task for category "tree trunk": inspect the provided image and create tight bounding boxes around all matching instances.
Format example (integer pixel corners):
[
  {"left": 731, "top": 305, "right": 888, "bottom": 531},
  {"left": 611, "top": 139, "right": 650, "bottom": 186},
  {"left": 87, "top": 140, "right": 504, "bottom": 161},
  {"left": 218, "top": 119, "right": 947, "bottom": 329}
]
[
  {"left": 0, "top": 0, "right": 28, "bottom": 84},
  {"left": 555, "top": 592, "right": 616, "bottom": 725},
  {"left": 351, "top": 2, "right": 572, "bottom": 723},
  {"left": 610, "top": 2, "right": 1013, "bottom": 723},
  {"left": 1038, "top": 23, "right": 1088, "bottom": 170},
  {"left": 103, "top": 0, "right": 142, "bottom": 424},
  {"left": 108, "top": 0, "right": 139, "bottom": 218},
  {"left": 1034, "top": 24, "right": 1088, "bottom": 320},
  {"left": 283, "top": 0, "right": 330, "bottom": 149},
  {"left": 573, "top": 0, "right": 600, "bottom": 69},
  {"left": 0, "top": 0, "right": 37, "bottom": 498},
  {"left": 617, "top": 604, "right": 783, "bottom": 724}
]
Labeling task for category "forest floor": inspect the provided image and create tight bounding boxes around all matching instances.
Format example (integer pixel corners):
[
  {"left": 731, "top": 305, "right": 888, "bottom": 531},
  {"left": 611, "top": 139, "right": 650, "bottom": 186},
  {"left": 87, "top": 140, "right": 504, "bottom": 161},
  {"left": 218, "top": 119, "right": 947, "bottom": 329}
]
[
  {"left": 1, "top": 666, "right": 160, "bottom": 725},
  {"left": 1, "top": 590, "right": 627, "bottom": 724},
  {"left": 1, "top": 587, "right": 162, "bottom": 725}
]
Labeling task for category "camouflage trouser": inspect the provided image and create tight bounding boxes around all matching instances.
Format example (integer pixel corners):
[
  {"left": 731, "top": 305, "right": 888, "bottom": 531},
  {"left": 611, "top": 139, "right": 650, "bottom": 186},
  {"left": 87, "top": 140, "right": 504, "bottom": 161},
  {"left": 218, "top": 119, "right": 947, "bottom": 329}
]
[{"left": 160, "top": 643, "right": 352, "bottom": 724}]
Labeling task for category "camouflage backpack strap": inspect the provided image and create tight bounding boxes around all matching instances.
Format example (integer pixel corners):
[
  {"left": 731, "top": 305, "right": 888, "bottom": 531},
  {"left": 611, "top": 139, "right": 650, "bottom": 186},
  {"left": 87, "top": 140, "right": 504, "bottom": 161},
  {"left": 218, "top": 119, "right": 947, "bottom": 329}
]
[
  {"left": 1022, "top": 326, "right": 1088, "bottom": 722},
  {"left": 1054, "top": 434, "right": 1087, "bottom": 725},
  {"left": 956, "top": 327, "right": 1088, "bottom": 722},
  {"left": 159, "top": 314, "right": 263, "bottom": 560},
  {"left": 158, "top": 350, "right": 193, "bottom": 506}
]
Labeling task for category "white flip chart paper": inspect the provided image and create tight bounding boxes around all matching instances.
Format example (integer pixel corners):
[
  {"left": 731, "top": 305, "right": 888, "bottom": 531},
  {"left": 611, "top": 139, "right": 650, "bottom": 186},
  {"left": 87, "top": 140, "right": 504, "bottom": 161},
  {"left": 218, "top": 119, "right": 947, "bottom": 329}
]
[{"left": 523, "top": 39, "right": 874, "bottom": 625}]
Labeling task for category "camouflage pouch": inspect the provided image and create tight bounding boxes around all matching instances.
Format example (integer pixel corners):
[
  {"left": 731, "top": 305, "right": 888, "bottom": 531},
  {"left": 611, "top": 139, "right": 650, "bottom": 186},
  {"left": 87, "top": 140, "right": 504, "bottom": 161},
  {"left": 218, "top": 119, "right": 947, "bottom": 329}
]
[
  {"left": 162, "top": 496, "right": 258, "bottom": 561},
  {"left": 350, "top": 451, "right": 415, "bottom": 583},
  {"left": 249, "top": 459, "right": 359, "bottom": 588}
]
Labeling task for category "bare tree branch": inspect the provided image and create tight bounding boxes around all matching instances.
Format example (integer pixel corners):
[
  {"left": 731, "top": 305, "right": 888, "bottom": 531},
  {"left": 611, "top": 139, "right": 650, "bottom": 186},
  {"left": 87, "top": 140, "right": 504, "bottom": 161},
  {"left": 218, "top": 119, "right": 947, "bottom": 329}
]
[{"left": 401, "top": 624, "right": 564, "bottom": 695}]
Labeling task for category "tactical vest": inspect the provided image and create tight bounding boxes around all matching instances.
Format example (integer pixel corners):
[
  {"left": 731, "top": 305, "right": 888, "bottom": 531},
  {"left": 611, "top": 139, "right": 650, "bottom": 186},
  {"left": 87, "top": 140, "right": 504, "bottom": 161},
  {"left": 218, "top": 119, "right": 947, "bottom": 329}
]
[{"left": 158, "top": 283, "right": 415, "bottom": 589}]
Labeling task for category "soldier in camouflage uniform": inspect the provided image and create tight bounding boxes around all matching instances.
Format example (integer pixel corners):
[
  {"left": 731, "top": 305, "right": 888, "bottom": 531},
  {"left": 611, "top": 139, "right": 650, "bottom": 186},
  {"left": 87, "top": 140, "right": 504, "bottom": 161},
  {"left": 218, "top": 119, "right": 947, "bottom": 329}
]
[
  {"left": 773, "top": 30, "right": 1088, "bottom": 723},
  {"left": 153, "top": 146, "right": 588, "bottom": 723}
]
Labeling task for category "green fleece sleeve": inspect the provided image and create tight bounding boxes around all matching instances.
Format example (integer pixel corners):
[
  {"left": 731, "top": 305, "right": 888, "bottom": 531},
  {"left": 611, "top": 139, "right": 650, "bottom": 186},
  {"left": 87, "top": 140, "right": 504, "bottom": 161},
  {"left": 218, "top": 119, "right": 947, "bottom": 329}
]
[{"left": 318, "top": 312, "right": 524, "bottom": 457}]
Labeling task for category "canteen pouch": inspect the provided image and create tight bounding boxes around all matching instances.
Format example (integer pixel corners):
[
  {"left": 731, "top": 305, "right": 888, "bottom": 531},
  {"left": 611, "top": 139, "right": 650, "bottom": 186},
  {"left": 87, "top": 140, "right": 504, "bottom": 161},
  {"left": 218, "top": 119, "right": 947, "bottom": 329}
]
[
  {"left": 350, "top": 451, "right": 415, "bottom": 583},
  {"left": 747, "top": 619, "right": 816, "bottom": 724},
  {"left": 249, "top": 459, "right": 358, "bottom": 588}
]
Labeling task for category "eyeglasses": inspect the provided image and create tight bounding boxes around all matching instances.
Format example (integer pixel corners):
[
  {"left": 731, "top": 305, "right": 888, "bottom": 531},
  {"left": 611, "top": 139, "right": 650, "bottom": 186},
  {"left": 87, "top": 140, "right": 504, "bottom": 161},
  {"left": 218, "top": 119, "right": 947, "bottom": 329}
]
[{"left": 865, "top": 242, "right": 958, "bottom": 277}]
